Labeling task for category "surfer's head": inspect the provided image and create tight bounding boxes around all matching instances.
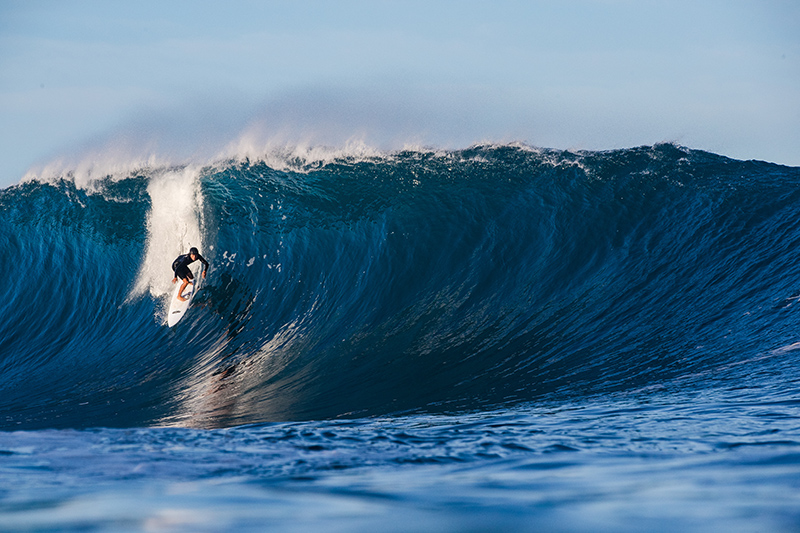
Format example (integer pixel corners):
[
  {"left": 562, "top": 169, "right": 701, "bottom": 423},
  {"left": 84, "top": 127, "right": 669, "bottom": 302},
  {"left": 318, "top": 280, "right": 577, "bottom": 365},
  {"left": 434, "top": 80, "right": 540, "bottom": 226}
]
[{"left": 189, "top": 247, "right": 199, "bottom": 258}]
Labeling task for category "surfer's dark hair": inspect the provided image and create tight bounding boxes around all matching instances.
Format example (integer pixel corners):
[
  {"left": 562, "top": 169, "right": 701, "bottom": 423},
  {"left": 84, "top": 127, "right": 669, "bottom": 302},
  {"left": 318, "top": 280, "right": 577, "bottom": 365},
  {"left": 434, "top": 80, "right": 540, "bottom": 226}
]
[{"left": 189, "top": 247, "right": 199, "bottom": 255}]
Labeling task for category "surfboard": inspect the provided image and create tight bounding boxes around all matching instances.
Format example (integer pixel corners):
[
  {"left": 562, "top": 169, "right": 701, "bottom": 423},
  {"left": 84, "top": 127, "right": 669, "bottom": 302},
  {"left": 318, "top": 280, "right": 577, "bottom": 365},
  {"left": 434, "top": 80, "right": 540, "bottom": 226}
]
[{"left": 167, "top": 272, "right": 200, "bottom": 327}]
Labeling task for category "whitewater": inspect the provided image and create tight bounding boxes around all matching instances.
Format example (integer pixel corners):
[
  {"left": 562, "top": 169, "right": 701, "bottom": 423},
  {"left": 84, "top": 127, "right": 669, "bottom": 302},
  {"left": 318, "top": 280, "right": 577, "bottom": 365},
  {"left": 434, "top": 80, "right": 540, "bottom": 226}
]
[{"left": 1, "top": 142, "right": 799, "bottom": 531}]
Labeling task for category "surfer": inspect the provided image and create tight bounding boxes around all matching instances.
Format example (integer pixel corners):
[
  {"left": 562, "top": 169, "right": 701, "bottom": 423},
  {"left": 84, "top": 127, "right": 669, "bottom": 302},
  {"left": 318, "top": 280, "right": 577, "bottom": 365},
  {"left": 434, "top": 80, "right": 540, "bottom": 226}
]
[{"left": 172, "top": 247, "right": 209, "bottom": 301}]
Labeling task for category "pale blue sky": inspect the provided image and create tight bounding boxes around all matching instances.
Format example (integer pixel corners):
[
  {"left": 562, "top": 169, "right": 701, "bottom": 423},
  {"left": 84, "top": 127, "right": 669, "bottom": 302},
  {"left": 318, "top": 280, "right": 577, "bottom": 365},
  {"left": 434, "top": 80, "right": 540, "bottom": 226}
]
[{"left": 1, "top": 0, "right": 798, "bottom": 186}]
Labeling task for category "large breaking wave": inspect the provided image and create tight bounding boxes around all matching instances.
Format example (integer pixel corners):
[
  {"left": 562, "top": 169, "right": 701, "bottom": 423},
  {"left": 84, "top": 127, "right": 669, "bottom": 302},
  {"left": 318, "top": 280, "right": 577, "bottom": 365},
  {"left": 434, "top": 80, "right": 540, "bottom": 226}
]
[{"left": 2, "top": 143, "right": 799, "bottom": 430}]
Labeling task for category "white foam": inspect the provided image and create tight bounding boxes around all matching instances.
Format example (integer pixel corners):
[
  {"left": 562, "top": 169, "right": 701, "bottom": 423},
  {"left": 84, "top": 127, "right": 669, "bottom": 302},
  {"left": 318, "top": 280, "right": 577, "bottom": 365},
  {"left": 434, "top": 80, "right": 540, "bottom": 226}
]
[
  {"left": 22, "top": 145, "right": 176, "bottom": 190},
  {"left": 130, "top": 166, "right": 204, "bottom": 301}
]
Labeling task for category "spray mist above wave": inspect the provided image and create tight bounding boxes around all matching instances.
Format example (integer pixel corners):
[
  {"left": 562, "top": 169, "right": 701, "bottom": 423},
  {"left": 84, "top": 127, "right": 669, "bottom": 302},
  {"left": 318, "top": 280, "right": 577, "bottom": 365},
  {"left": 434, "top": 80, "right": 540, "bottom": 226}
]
[
  {"left": 22, "top": 137, "right": 392, "bottom": 190},
  {"left": 17, "top": 85, "right": 542, "bottom": 190}
]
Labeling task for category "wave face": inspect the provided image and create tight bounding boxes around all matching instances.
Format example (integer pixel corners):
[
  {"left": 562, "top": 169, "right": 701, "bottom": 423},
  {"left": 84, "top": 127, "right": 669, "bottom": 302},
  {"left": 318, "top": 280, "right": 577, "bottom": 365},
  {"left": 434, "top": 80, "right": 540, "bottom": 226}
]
[{"left": 2, "top": 143, "right": 800, "bottom": 430}]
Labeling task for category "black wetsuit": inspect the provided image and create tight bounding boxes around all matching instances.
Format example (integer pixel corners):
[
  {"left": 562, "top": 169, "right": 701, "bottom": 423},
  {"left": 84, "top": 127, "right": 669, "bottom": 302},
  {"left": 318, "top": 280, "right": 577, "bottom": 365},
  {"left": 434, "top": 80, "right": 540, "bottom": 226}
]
[{"left": 172, "top": 253, "right": 209, "bottom": 281}]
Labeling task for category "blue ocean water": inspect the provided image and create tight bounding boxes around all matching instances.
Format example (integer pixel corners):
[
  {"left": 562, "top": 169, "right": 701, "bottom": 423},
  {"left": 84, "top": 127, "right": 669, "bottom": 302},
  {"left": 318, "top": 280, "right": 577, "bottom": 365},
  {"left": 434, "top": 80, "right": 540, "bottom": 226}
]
[{"left": 1, "top": 143, "right": 800, "bottom": 531}]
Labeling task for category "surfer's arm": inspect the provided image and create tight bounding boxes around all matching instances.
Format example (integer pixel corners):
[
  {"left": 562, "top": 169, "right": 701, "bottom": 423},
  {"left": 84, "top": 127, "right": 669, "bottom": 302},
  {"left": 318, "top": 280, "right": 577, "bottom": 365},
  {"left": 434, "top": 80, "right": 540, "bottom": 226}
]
[{"left": 198, "top": 254, "right": 209, "bottom": 278}]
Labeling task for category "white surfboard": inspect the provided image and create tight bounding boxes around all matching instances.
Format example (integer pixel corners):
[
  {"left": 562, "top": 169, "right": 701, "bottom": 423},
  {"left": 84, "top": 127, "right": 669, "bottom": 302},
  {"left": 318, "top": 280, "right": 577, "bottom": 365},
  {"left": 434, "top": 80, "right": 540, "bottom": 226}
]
[{"left": 167, "top": 271, "right": 200, "bottom": 327}]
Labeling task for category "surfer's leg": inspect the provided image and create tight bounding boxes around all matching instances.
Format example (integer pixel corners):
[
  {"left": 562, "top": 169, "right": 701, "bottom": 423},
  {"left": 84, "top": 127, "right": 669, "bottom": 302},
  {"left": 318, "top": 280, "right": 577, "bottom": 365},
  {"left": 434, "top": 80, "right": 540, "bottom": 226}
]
[{"left": 177, "top": 276, "right": 192, "bottom": 301}]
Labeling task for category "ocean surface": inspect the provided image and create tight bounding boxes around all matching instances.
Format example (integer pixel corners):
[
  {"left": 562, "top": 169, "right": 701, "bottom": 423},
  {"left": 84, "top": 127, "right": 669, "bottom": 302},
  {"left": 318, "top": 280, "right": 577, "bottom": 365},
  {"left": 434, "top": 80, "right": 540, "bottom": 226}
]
[{"left": 1, "top": 143, "right": 800, "bottom": 531}]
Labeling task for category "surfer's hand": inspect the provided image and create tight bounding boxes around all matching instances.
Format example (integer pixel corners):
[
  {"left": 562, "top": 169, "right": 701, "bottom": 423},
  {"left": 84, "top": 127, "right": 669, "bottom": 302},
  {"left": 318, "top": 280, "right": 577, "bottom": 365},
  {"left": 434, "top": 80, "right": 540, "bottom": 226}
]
[
  {"left": 203, "top": 271, "right": 207, "bottom": 279},
  {"left": 172, "top": 277, "right": 177, "bottom": 284}
]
